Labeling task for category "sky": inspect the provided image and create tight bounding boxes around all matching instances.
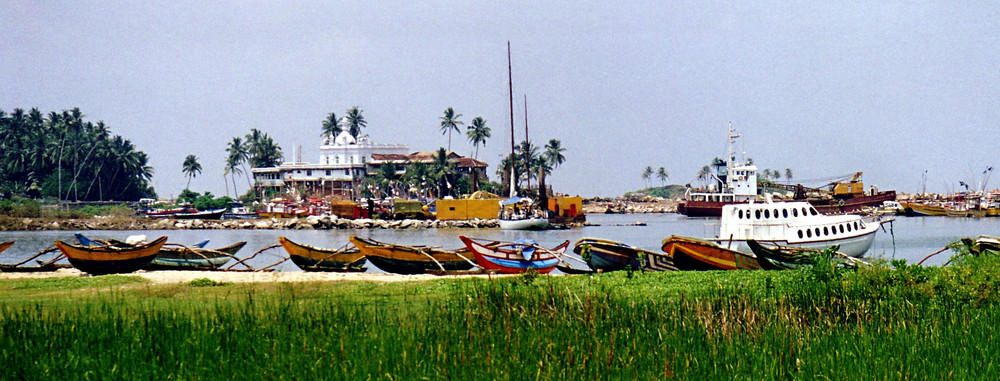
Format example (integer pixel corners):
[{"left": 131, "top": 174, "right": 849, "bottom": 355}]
[{"left": 4, "top": 1, "right": 1000, "bottom": 199}]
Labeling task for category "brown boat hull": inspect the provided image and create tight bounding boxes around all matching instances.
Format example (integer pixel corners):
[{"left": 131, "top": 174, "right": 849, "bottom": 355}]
[
  {"left": 662, "top": 235, "right": 761, "bottom": 271},
  {"left": 56, "top": 236, "right": 168, "bottom": 275}
]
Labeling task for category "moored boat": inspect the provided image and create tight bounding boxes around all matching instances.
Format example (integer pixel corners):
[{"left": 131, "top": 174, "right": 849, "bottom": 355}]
[
  {"left": 146, "top": 241, "right": 247, "bottom": 270},
  {"left": 55, "top": 236, "right": 168, "bottom": 275},
  {"left": 900, "top": 201, "right": 948, "bottom": 216},
  {"left": 573, "top": 238, "right": 646, "bottom": 272},
  {"left": 662, "top": 235, "right": 761, "bottom": 271},
  {"left": 459, "top": 236, "right": 569, "bottom": 274},
  {"left": 277, "top": 236, "right": 366, "bottom": 272},
  {"left": 746, "top": 240, "right": 830, "bottom": 270},
  {"left": 713, "top": 200, "right": 887, "bottom": 257},
  {"left": 498, "top": 197, "right": 549, "bottom": 230},
  {"left": 0, "top": 241, "right": 12, "bottom": 255},
  {"left": 171, "top": 208, "right": 226, "bottom": 220},
  {"left": 349, "top": 236, "right": 480, "bottom": 274}
]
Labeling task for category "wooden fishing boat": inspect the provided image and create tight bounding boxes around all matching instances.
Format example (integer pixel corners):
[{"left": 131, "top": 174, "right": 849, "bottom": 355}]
[
  {"left": 637, "top": 251, "right": 678, "bottom": 272},
  {"left": 573, "top": 238, "right": 646, "bottom": 272},
  {"left": 143, "top": 207, "right": 185, "bottom": 219},
  {"left": 349, "top": 236, "right": 480, "bottom": 275},
  {"left": 0, "top": 241, "right": 12, "bottom": 255},
  {"left": 55, "top": 236, "right": 168, "bottom": 275},
  {"left": 900, "top": 201, "right": 948, "bottom": 216},
  {"left": 746, "top": 240, "right": 828, "bottom": 270},
  {"left": 146, "top": 241, "right": 247, "bottom": 270},
  {"left": 278, "top": 236, "right": 366, "bottom": 272},
  {"left": 662, "top": 235, "right": 761, "bottom": 271},
  {"left": 459, "top": 236, "right": 569, "bottom": 274}
]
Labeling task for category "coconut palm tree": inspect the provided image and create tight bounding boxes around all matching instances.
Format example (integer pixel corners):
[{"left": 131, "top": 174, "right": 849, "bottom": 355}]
[
  {"left": 657, "top": 167, "right": 669, "bottom": 185},
  {"left": 321, "top": 112, "right": 342, "bottom": 139},
  {"left": 439, "top": 107, "right": 463, "bottom": 152},
  {"left": 642, "top": 166, "right": 653, "bottom": 188},
  {"left": 346, "top": 107, "right": 367, "bottom": 138},
  {"left": 785, "top": 168, "right": 793, "bottom": 184},
  {"left": 466, "top": 116, "right": 491, "bottom": 160},
  {"left": 430, "top": 147, "right": 456, "bottom": 198},
  {"left": 517, "top": 140, "right": 541, "bottom": 193},
  {"left": 245, "top": 129, "right": 283, "bottom": 168},
  {"left": 227, "top": 136, "right": 252, "bottom": 188},
  {"left": 182, "top": 154, "right": 202, "bottom": 190},
  {"left": 697, "top": 166, "right": 711, "bottom": 188}
]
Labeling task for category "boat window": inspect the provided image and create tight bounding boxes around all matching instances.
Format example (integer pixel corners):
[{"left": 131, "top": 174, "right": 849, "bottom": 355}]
[
  {"left": 764, "top": 209, "right": 770, "bottom": 219},
  {"left": 847, "top": 223, "right": 852, "bottom": 232},
  {"left": 793, "top": 208, "right": 799, "bottom": 217},
  {"left": 782, "top": 209, "right": 788, "bottom": 218},
  {"left": 859, "top": 221, "right": 866, "bottom": 229},
  {"left": 798, "top": 230, "right": 803, "bottom": 239},
  {"left": 738, "top": 210, "right": 744, "bottom": 219},
  {"left": 801, "top": 207, "right": 807, "bottom": 216},
  {"left": 807, "top": 229, "right": 812, "bottom": 238},
  {"left": 854, "top": 222, "right": 859, "bottom": 230},
  {"left": 839, "top": 225, "right": 845, "bottom": 234},
  {"left": 823, "top": 227, "right": 829, "bottom": 236},
  {"left": 810, "top": 208, "right": 818, "bottom": 216},
  {"left": 755, "top": 210, "right": 761, "bottom": 219},
  {"left": 814, "top": 228, "right": 820, "bottom": 237}
]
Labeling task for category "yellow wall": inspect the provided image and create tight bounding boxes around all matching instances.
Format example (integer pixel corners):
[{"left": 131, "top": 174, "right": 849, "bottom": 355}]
[
  {"left": 548, "top": 196, "right": 584, "bottom": 217},
  {"left": 437, "top": 199, "right": 500, "bottom": 220}
]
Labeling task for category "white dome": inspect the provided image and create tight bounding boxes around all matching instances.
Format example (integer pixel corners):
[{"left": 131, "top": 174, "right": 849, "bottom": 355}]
[{"left": 334, "top": 131, "right": 356, "bottom": 145}]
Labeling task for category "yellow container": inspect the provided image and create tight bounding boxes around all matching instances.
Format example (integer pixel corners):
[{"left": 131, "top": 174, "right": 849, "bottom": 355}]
[{"left": 437, "top": 199, "right": 501, "bottom": 220}]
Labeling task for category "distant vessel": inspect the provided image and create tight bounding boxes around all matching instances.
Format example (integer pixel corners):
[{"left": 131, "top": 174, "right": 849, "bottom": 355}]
[{"left": 676, "top": 123, "right": 758, "bottom": 217}]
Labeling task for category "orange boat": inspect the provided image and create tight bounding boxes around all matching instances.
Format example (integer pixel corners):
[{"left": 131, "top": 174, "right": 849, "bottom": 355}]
[
  {"left": 661, "top": 235, "right": 761, "bottom": 271},
  {"left": 0, "top": 241, "right": 12, "bottom": 255},
  {"left": 55, "top": 236, "right": 168, "bottom": 275},
  {"left": 278, "top": 237, "right": 366, "bottom": 272}
]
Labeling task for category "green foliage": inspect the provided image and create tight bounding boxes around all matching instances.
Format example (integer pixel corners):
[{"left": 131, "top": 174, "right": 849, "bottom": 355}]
[
  {"left": 624, "top": 184, "right": 686, "bottom": 199},
  {"left": 6, "top": 255, "right": 1000, "bottom": 378},
  {"left": 0, "top": 107, "right": 155, "bottom": 201},
  {"left": 176, "top": 190, "right": 232, "bottom": 210},
  {"left": 187, "top": 278, "right": 229, "bottom": 287},
  {"left": 0, "top": 198, "right": 41, "bottom": 217}
]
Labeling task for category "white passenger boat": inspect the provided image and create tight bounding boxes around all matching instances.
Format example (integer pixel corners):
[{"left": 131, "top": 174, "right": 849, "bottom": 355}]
[{"left": 712, "top": 199, "right": 890, "bottom": 257}]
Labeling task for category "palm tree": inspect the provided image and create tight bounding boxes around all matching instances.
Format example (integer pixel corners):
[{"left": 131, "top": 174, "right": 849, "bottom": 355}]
[
  {"left": 245, "top": 129, "right": 283, "bottom": 168},
  {"left": 227, "top": 137, "right": 252, "bottom": 188},
  {"left": 785, "top": 168, "right": 793, "bottom": 184},
  {"left": 642, "top": 166, "right": 653, "bottom": 188},
  {"left": 544, "top": 139, "right": 566, "bottom": 169},
  {"left": 697, "top": 166, "right": 711, "bottom": 188},
  {"left": 657, "top": 167, "right": 669, "bottom": 186},
  {"left": 439, "top": 107, "right": 463, "bottom": 152},
  {"left": 321, "top": 112, "right": 342, "bottom": 139},
  {"left": 182, "top": 154, "right": 202, "bottom": 190},
  {"left": 430, "top": 147, "right": 456, "bottom": 198},
  {"left": 518, "top": 140, "right": 541, "bottom": 193},
  {"left": 466, "top": 116, "right": 491, "bottom": 159},
  {"left": 225, "top": 151, "right": 243, "bottom": 197},
  {"left": 346, "top": 107, "right": 367, "bottom": 138}
]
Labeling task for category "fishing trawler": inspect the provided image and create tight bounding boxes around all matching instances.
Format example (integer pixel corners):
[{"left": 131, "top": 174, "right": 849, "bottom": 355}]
[{"left": 677, "top": 123, "right": 758, "bottom": 217}]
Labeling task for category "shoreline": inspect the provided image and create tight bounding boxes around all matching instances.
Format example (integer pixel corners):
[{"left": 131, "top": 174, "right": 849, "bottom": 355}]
[{"left": 0, "top": 268, "right": 514, "bottom": 283}]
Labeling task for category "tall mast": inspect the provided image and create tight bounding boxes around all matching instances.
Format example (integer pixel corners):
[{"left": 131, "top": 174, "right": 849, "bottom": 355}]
[
  {"left": 507, "top": 41, "right": 516, "bottom": 198},
  {"left": 524, "top": 94, "right": 530, "bottom": 193}
]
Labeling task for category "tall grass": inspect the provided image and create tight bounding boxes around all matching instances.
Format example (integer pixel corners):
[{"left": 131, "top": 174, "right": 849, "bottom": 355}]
[{"left": 3, "top": 257, "right": 1000, "bottom": 379}]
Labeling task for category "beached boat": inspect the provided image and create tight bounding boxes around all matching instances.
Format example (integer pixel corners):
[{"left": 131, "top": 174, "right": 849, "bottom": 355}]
[
  {"left": 55, "top": 236, "right": 168, "bottom": 275},
  {"left": 146, "top": 241, "right": 247, "bottom": 270},
  {"left": 639, "top": 250, "right": 679, "bottom": 272},
  {"left": 746, "top": 240, "right": 830, "bottom": 270},
  {"left": 277, "top": 236, "right": 366, "bottom": 272},
  {"left": 0, "top": 241, "right": 12, "bottom": 255},
  {"left": 143, "top": 207, "right": 185, "bottom": 219},
  {"left": 459, "top": 236, "right": 569, "bottom": 274},
  {"left": 662, "top": 235, "right": 761, "bottom": 271},
  {"left": 712, "top": 199, "right": 887, "bottom": 257},
  {"left": 573, "top": 238, "right": 646, "bottom": 272},
  {"left": 349, "top": 236, "right": 480, "bottom": 274}
]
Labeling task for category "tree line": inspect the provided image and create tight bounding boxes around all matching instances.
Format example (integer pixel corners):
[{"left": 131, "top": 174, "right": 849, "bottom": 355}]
[{"left": 0, "top": 107, "right": 155, "bottom": 201}]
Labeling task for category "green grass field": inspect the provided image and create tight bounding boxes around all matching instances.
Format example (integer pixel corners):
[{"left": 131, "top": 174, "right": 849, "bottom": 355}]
[{"left": 2, "top": 253, "right": 1000, "bottom": 379}]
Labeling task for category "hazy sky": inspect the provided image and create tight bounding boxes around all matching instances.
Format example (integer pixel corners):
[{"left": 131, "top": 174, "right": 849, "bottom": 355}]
[{"left": 4, "top": 2, "right": 1000, "bottom": 198}]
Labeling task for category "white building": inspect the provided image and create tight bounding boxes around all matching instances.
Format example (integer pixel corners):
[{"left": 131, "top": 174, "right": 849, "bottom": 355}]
[{"left": 252, "top": 131, "right": 409, "bottom": 199}]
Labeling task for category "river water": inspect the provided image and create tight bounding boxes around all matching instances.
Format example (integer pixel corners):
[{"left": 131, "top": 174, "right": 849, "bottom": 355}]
[{"left": 1, "top": 214, "right": 998, "bottom": 272}]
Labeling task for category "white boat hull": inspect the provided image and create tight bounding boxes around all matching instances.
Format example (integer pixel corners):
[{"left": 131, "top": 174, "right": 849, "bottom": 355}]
[
  {"left": 715, "top": 229, "right": 877, "bottom": 258},
  {"left": 498, "top": 218, "right": 549, "bottom": 230}
]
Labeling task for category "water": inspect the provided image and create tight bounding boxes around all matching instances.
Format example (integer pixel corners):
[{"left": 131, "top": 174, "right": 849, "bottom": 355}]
[{"left": 1, "top": 214, "right": 997, "bottom": 271}]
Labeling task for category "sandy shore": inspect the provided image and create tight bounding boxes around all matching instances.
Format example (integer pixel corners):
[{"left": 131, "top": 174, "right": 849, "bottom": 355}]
[{"left": 0, "top": 268, "right": 506, "bottom": 284}]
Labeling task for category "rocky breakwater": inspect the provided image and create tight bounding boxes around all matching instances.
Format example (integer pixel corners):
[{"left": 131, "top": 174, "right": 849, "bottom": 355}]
[
  {"left": 0, "top": 215, "right": 499, "bottom": 231},
  {"left": 582, "top": 196, "right": 677, "bottom": 214}
]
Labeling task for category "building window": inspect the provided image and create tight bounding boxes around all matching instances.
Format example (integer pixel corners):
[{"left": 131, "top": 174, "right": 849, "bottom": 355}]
[
  {"left": 326, "top": 170, "right": 331, "bottom": 176},
  {"left": 306, "top": 170, "right": 312, "bottom": 176}
]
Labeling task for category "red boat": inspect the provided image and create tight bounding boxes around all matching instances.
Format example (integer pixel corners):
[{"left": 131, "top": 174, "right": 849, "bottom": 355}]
[{"left": 459, "top": 236, "right": 569, "bottom": 274}]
